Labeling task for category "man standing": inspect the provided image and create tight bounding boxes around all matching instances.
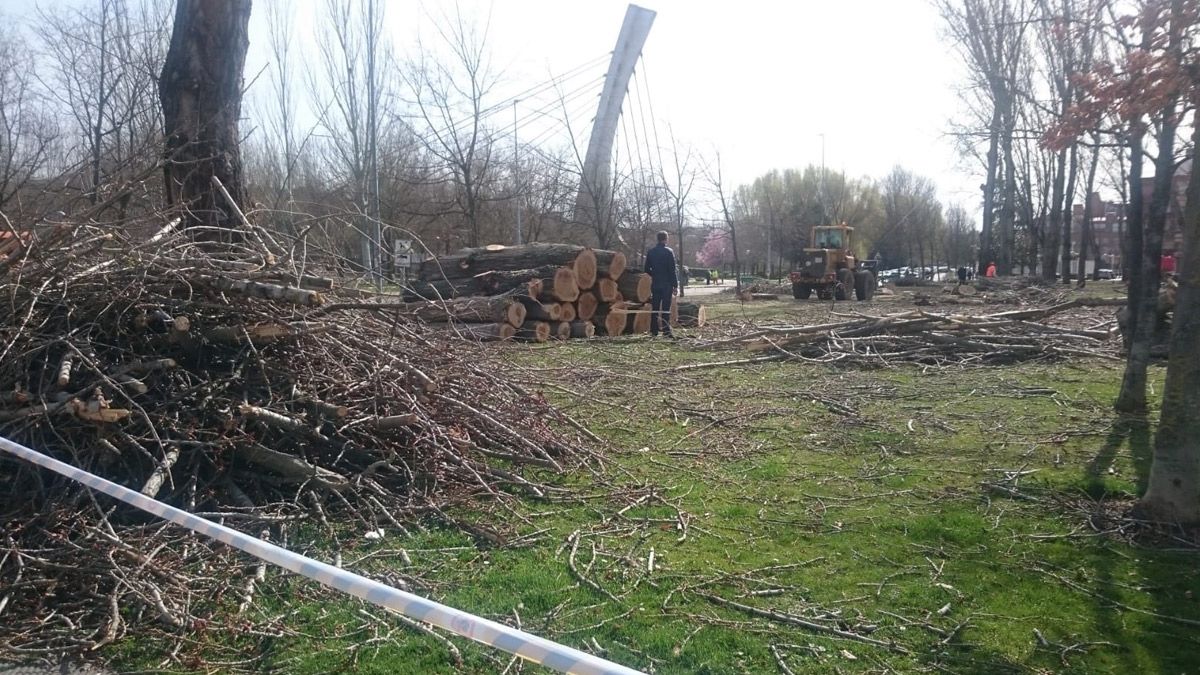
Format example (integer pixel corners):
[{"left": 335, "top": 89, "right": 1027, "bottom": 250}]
[{"left": 644, "top": 230, "right": 678, "bottom": 337}]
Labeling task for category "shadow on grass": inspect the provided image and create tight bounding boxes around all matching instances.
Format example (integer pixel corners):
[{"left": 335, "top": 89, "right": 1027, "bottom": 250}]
[
  {"left": 1085, "top": 417, "right": 1152, "bottom": 496},
  {"left": 1078, "top": 416, "right": 1198, "bottom": 675}
]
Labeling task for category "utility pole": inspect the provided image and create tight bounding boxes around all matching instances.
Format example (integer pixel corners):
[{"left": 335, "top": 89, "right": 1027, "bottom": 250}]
[
  {"left": 513, "top": 98, "right": 522, "bottom": 244},
  {"left": 819, "top": 132, "right": 826, "bottom": 225}
]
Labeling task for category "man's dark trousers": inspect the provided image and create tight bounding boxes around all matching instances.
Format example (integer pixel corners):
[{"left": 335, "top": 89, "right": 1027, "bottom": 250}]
[{"left": 651, "top": 287, "right": 673, "bottom": 336}]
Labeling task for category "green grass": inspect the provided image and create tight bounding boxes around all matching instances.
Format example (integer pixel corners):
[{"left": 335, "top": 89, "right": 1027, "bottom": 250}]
[{"left": 109, "top": 297, "right": 1198, "bottom": 674}]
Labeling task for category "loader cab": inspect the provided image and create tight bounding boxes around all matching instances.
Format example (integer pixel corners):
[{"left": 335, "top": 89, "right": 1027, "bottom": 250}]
[{"left": 812, "top": 226, "right": 847, "bottom": 251}]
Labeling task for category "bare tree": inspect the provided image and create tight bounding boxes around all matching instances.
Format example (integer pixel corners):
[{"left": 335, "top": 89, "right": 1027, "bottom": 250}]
[
  {"left": 659, "top": 127, "right": 697, "bottom": 292},
  {"left": 939, "top": 0, "right": 1032, "bottom": 274},
  {"left": 38, "top": 0, "right": 168, "bottom": 208},
  {"left": 0, "top": 24, "right": 57, "bottom": 213},
  {"left": 404, "top": 6, "right": 500, "bottom": 248},
  {"left": 706, "top": 152, "right": 742, "bottom": 292}
]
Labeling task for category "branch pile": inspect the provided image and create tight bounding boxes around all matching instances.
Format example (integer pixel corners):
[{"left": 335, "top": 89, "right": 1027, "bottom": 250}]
[
  {"left": 406, "top": 243, "right": 706, "bottom": 339},
  {"left": 0, "top": 221, "right": 596, "bottom": 659},
  {"left": 715, "top": 302, "right": 1123, "bottom": 366}
]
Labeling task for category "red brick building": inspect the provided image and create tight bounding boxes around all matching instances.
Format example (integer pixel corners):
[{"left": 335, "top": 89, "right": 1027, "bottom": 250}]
[{"left": 1071, "top": 159, "right": 1189, "bottom": 273}]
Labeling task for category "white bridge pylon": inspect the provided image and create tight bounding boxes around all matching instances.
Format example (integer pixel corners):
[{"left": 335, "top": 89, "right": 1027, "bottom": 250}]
[{"left": 574, "top": 4, "right": 656, "bottom": 225}]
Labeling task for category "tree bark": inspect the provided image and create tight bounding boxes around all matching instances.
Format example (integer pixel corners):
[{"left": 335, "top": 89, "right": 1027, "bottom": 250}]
[
  {"left": 1060, "top": 144, "right": 1079, "bottom": 283},
  {"left": 1117, "top": 113, "right": 1176, "bottom": 414},
  {"left": 406, "top": 296, "right": 526, "bottom": 326},
  {"left": 673, "top": 302, "right": 707, "bottom": 328},
  {"left": 419, "top": 244, "right": 602, "bottom": 280},
  {"left": 568, "top": 320, "right": 595, "bottom": 338},
  {"left": 515, "top": 321, "right": 551, "bottom": 342},
  {"left": 518, "top": 298, "right": 562, "bottom": 322},
  {"left": 1078, "top": 140, "right": 1101, "bottom": 288},
  {"left": 1043, "top": 149, "right": 1066, "bottom": 280},
  {"left": 1138, "top": 119, "right": 1200, "bottom": 524},
  {"left": 595, "top": 250, "right": 627, "bottom": 280},
  {"left": 159, "top": 0, "right": 253, "bottom": 236}
]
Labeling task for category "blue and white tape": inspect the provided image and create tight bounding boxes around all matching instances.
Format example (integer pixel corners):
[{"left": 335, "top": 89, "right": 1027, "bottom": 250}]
[{"left": 0, "top": 435, "right": 643, "bottom": 675}]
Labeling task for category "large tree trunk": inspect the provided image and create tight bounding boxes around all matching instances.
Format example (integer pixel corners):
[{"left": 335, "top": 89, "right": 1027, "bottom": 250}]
[
  {"left": 1043, "top": 150, "right": 1066, "bottom": 280},
  {"left": 1117, "top": 114, "right": 1177, "bottom": 413},
  {"left": 1138, "top": 120, "right": 1200, "bottom": 524},
  {"left": 159, "top": 0, "right": 253, "bottom": 236},
  {"left": 617, "top": 272, "right": 651, "bottom": 303},
  {"left": 979, "top": 110, "right": 1001, "bottom": 275},
  {"left": 419, "top": 244, "right": 613, "bottom": 281},
  {"left": 406, "top": 296, "right": 526, "bottom": 327},
  {"left": 1078, "top": 140, "right": 1101, "bottom": 288},
  {"left": 1060, "top": 145, "right": 1079, "bottom": 283}
]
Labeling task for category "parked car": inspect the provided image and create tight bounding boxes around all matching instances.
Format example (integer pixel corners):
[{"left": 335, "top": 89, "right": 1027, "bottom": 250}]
[{"left": 1096, "top": 268, "right": 1116, "bottom": 280}]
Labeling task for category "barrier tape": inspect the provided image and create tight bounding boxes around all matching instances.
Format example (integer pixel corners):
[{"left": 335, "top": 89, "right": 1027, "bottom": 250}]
[{"left": 0, "top": 436, "right": 643, "bottom": 675}]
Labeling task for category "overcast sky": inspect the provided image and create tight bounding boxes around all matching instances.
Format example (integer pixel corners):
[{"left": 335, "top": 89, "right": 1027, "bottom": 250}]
[{"left": 11, "top": 0, "right": 981, "bottom": 216}]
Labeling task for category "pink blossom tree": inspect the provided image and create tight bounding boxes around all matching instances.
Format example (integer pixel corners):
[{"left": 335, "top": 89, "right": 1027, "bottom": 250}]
[{"left": 695, "top": 229, "right": 731, "bottom": 268}]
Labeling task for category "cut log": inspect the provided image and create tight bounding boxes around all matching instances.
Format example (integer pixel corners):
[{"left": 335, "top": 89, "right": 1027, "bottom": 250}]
[
  {"left": 570, "top": 248, "right": 598, "bottom": 290},
  {"left": 576, "top": 292, "right": 598, "bottom": 321},
  {"left": 595, "top": 277, "right": 620, "bottom": 302},
  {"left": 559, "top": 302, "right": 577, "bottom": 322},
  {"left": 478, "top": 265, "right": 567, "bottom": 296},
  {"left": 595, "top": 250, "right": 627, "bottom": 280},
  {"left": 519, "top": 298, "right": 563, "bottom": 322},
  {"left": 405, "top": 295, "right": 526, "bottom": 326},
  {"left": 403, "top": 277, "right": 489, "bottom": 301},
  {"left": 568, "top": 320, "right": 595, "bottom": 338},
  {"left": 675, "top": 302, "right": 707, "bottom": 328},
  {"left": 202, "top": 276, "right": 324, "bottom": 306},
  {"left": 420, "top": 243, "right": 600, "bottom": 280},
  {"left": 624, "top": 304, "right": 652, "bottom": 334},
  {"left": 516, "top": 321, "right": 551, "bottom": 342},
  {"left": 536, "top": 266, "right": 580, "bottom": 302},
  {"left": 454, "top": 322, "right": 516, "bottom": 341},
  {"left": 617, "top": 272, "right": 652, "bottom": 303},
  {"left": 553, "top": 321, "right": 572, "bottom": 340},
  {"left": 593, "top": 302, "right": 628, "bottom": 337}
]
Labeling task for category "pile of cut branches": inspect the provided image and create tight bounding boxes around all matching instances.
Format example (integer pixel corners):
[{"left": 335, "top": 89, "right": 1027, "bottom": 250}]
[
  {"left": 707, "top": 301, "right": 1124, "bottom": 367},
  {"left": 0, "top": 218, "right": 592, "bottom": 660}
]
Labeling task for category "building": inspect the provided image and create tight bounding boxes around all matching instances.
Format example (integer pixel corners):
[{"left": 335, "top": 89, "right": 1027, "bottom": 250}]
[{"left": 1071, "top": 159, "right": 1190, "bottom": 273}]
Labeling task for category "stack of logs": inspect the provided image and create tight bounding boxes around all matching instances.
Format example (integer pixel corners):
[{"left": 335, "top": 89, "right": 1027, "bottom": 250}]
[{"left": 404, "top": 243, "right": 707, "bottom": 341}]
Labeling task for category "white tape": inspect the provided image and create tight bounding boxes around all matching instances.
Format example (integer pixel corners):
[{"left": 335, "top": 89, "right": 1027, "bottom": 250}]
[{"left": 0, "top": 435, "right": 643, "bottom": 675}]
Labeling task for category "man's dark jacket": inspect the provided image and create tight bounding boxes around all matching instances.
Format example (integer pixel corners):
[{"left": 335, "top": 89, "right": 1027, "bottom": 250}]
[{"left": 644, "top": 243, "right": 678, "bottom": 290}]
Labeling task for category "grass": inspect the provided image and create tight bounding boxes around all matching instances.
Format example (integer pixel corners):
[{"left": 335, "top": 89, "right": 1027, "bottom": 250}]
[{"left": 109, "top": 292, "right": 1198, "bottom": 674}]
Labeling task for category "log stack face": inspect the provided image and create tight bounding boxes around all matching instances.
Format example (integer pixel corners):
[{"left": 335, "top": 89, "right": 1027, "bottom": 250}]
[{"left": 406, "top": 243, "right": 702, "bottom": 341}]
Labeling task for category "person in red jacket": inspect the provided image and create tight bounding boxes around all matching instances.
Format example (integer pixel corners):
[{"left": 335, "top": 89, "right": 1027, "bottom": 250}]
[
  {"left": 985, "top": 262, "right": 997, "bottom": 278},
  {"left": 1161, "top": 253, "right": 1177, "bottom": 280}
]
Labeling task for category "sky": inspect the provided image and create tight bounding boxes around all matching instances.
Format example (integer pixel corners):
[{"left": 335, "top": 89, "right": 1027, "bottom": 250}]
[{"left": 9, "top": 0, "right": 982, "bottom": 217}]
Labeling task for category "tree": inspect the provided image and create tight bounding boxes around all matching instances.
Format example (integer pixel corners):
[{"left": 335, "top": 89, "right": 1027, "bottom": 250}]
[
  {"left": 1048, "top": 0, "right": 1200, "bottom": 522},
  {"left": 1140, "top": 117, "right": 1200, "bottom": 523},
  {"left": 706, "top": 152, "right": 742, "bottom": 291},
  {"left": 939, "top": 0, "right": 1032, "bottom": 275},
  {"left": 695, "top": 229, "right": 731, "bottom": 268},
  {"left": 0, "top": 23, "right": 57, "bottom": 213},
  {"left": 159, "top": 0, "right": 252, "bottom": 233},
  {"left": 38, "top": 0, "right": 169, "bottom": 210},
  {"left": 659, "top": 127, "right": 697, "bottom": 293}
]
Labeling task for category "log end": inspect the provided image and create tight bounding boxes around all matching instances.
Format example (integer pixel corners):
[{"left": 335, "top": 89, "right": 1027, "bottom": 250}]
[{"left": 573, "top": 248, "right": 598, "bottom": 290}]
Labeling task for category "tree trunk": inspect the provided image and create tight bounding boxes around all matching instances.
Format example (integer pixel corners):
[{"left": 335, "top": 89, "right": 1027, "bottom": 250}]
[
  {"left": 673, "top": 301, "right": 706, "bottom": 327},
  {"left": 1043, "top": 150, "right": 1066, "bottom": 280},
  {"left": 451, "top": 322, "right": 515, "bottom": 341},
  {"left": 617, "top": 272, "right": 651, "bottom": 303},
  {"left": 1060, "top": 144, "right": 1079, "bottom": 283},
  {"left": 594, "top": 250, "right": 627, "bottom": 280},
  {"left": 576, "top": 292, "right": 598, "bottom": 321},
  {"left": 979, "top": 108, "right": 1001, "bottom": 275},
  {"left": 515, "top": 321, "right": 551, "bottom": 342},
  {"left": 536, "top": 267, "right": 580, "bottom": 302},
  {"left": 568, "top": 320, "right": 595, "bottom": 338},
  {"left": 1078, "top": 140, "right": 1101, "bottom": 289},
  {"left": 595, "top": 277, "right": 620, "bottom": 302},
  {"left": 420, "top": 244, "right": 602, "bottom": 280},
  {"left": 1117, "top": 115, "right": 1176, "bottom": 413},
  {"left": 559, "top": 303, "right": 576, "bottom": 322},
  {"left": 406, "top": 296, "right": 526, "bottom": 327},
  {"left": 1138, "top": 120, "right": 1200, "bottom": 524},
  {"left": 159, "top": 0, "right": 253, "bottom": 236},
  {"left": 517, "top": 298, "right": 563, "bottom": 322}
]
